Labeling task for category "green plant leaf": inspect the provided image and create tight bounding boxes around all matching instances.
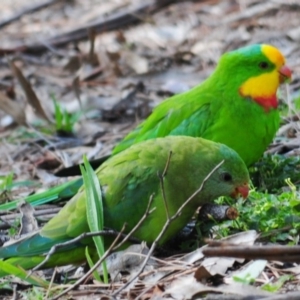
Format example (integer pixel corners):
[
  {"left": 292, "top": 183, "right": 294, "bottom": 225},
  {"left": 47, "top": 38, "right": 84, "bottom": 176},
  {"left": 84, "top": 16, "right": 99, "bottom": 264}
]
[
  {"left": 85, "top": 246, "right": 102, "bottom": 282},
  {"left": 81, "top": 156, "right": 108, "bottom": 283},
  {"left": 0, "top": 260, "right": 49, "bottom": 287}
]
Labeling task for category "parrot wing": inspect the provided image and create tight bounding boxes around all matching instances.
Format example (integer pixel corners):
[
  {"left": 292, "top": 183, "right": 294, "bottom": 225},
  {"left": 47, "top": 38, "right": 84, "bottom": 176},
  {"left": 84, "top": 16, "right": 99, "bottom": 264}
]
[{"left": 112, "top": 91, "right": 215, "bottom": 154}]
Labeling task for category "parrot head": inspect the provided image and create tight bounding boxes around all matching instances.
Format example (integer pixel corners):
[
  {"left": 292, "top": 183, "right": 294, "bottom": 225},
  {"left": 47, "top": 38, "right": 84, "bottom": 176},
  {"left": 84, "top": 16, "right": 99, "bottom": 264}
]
[
  {"left": 202, "top": 142, "right": 250, "bottom": 200},
  {"left": 217, "top": 44, "right": 292, "bottom": 112}
]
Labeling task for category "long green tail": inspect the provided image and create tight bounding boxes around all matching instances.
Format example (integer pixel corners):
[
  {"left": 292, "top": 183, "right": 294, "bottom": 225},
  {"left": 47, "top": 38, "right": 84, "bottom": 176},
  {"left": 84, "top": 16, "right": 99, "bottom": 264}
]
[
  {"left": 0, "top": 178, "right": 83, "bottom": 212},
  {"left": 0, "top": 247, "right": 91, "bottom": 277}
]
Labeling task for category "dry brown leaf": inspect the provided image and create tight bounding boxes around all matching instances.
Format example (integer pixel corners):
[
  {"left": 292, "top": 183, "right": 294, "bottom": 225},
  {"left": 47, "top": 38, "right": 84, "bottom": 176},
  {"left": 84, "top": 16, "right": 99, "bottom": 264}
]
[
  {"left": 164, "top": 275, "right": 271, "bottom": 299},
  {"left": 86, "top": 27, "right": 100, "bottom": 66},
  {"left": 18, "top": 200, "right": 38, "bottom": 235},
  {"left": 9, "top": 60, "right": 52, "bottom": 123},
  {"left": 224, "top": 260, "right": 267, "bottom": 284},
  {"left": 123, "top": 51, "right": 149, "bottom": 74},
  {"left": 35, "top": 152, "right": 61, "bottom": 170},
  {"left": 193, "top": 230, "right": 258, "bottom": 279},
  {"left": 141, "top": 284, "right": 165, "bottom": 300},
  {"left": 0, "top": 91, "right": 27, "bottom": 126},
  {"left": 97, "top": 243, "right": 155, "bottom": 280},
  {"left": 64, "top": 55, "right": 82, "bottom": 73},
  {"left": 163, "top": 275, "right": 218, "bottom": 299}
]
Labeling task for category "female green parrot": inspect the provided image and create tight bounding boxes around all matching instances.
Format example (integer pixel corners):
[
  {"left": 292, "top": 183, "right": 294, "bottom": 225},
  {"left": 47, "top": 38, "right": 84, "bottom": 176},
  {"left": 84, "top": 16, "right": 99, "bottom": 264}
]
[
  {"left": 56, "top": 43, "right": 292, "bottom": 177},
  {"left": 0, "top": 136, "right": 249, "bottom": 273}
]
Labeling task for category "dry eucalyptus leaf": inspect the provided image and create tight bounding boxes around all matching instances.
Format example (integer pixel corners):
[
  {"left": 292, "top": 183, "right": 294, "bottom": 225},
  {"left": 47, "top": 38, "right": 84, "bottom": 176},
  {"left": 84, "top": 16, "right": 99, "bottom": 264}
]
[
  {"left": 123, "top": 51, "right": 149, "bottom": 74},
  {"left": 224, "top": 259, "right": 267, "bottom": 284},
  {"left": 194, "top": 230, "right": 258, "bottom": 279},
  {"left": 0, "top": 91, "right": 27, "bottom": 126},
  {"left": 18, "top": 200, "right": 38, "bottom": 235},
  {"left": 163, "top": 275, "right": 220, "bottom": 300},
  {"left": 165, "top": 275, "right": 271, "bottom": 299},
  {"left": 64, "top": 55, "right": 82, "bottom": 72},
  {"left": 9, "top": 60, "right": 52, "bottom": 123},
  {"left": 196, "top": 256, "right": 238, "bottom": 280},
  {"left": 97, "top": 243, "right": 155, "bottom": 280}
]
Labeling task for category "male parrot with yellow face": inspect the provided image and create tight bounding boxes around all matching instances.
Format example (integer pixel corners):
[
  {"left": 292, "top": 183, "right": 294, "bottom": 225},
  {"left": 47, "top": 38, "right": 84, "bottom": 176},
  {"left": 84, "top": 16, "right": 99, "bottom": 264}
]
[
  {"left": 113, "top": 44, "right": 291, "bottom": 165},
  {"left": 56, "top": 43, "right": 292, "bottom": 178}
]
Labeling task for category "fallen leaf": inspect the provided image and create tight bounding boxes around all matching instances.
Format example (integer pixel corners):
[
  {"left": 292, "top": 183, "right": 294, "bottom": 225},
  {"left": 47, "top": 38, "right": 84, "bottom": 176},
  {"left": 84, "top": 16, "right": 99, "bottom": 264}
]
[
  {"left": 0, "top": 91, "right": 27, "bottom": 126},
  {"left": 164, "top": 274, "right": 271, "bottom": 299},
  {"left": 18, "top": 200, "right": 38, "bottom": 235},
  {"left": 35, "top": 152, "right": 61, "bottom": 170},
  {"left": 9, "top": 60, "right": 51, "bottom": 123},
  {"left": 97, "top": 243, "right": 156, "bottom": 280},
  {"left": 224, "top": 259, "right": 267, "bottom": 284},
  {"left": 123, "top": 51, "right": 149, "bottom": 74}
]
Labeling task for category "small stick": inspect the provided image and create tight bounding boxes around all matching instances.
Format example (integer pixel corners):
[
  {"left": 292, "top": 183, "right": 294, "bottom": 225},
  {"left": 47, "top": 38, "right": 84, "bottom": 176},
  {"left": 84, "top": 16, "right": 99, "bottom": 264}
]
[
  {"left": 158, "top": 151, "right": 173, "bottom": 219},
  {"left": 202, "top": 244, "right": 300, "bottom": 262},
  {"left": 0, "top": 0, "right": 60, "bottom": 29},
  {"left": 31, "top": 229, "right": 139, "bottom": 272},
  {"left": 45, "top": 266, "right": 57, "bottom": 300}
]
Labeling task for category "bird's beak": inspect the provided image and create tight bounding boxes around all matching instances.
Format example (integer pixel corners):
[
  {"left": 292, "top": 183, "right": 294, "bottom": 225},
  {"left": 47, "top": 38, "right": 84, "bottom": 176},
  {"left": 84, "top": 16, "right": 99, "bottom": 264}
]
[
  {"left": 279, "top": 65, "right": 292, "bottom": 84},
  {"left": 231, "top": 183, "right": 249, "bottom": 199}
]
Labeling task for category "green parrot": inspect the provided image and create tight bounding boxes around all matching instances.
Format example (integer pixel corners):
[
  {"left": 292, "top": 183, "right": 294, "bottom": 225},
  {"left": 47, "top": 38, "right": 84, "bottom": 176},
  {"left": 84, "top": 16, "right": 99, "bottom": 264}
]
[
  {"left": 56, "top": 43, "right": 292, "bottom": 178},
  {"left": 0, "top": 136, "right": 249, "bottom": 274}
]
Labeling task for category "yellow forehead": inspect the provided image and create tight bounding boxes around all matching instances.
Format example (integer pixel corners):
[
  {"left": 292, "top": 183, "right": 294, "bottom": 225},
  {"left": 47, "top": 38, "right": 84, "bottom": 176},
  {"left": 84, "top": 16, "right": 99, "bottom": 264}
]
[{"left": 261, "top": 44, "right": 285, "bottom": 66}]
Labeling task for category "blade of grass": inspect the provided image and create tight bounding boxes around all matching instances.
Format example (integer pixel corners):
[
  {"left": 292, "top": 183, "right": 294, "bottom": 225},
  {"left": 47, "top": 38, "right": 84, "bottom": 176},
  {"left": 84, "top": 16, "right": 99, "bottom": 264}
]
[
  {"left": 0, "top": 260, "right": 49, "bottom": 287},
  {"left": 85, "top": 246, "right": 102, "bottom": 282},
  {"left": 80, "top": 156, "right": 108, "bottom": 283}
]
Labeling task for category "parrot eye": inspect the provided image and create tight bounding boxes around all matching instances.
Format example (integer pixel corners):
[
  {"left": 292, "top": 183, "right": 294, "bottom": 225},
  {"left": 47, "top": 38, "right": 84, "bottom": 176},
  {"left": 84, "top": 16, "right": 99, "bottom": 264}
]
[
  {"left": 221, "top": 172, "right": 232, "bottom": 182},
  {"left": 259, "top": 61, "right": 269, "bottom": 69}
]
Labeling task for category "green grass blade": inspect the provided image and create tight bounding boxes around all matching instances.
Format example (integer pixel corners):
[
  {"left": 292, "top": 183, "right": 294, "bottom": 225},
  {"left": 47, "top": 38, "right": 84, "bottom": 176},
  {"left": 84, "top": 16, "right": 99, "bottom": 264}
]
[
  {"left": 85, "top": 246, "right": 102, "bottom": 282},
  {"left": 81, "top": 156, "right": 108, "bottom": 283},
  {"left": 0, "top": 260, "right": 49, "bottom": 287}
]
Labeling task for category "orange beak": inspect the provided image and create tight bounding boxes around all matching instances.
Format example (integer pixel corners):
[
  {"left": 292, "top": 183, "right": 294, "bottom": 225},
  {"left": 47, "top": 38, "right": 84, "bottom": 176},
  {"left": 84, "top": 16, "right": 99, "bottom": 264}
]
[
  {"left": 231, "top": 183, "right": 249, "bottom": 199},
  {"left": 279, "top": 65, "right": 292, "bottom": 83}
]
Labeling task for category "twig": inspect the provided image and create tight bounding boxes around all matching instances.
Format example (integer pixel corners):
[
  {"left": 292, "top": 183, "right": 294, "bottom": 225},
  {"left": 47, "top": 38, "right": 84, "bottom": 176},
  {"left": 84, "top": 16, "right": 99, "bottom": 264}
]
[
  {"left": 0, "top": 207, "right": 61, "bottom": 221},
  {"left": 46, "top": 267, "right": 57, "bottom": 300},
  {"left": 31, "top": 229, "right": 139, "bottom": 272},
  {"left": 112, "top": 160, "right": 225, "bottom": 297},
  {"left": 257, "top": 291, "right": 300, "bottom": 300},
  {"left": 0, "top": 0, "right": 60, "bottom": 30},
  {"left": 0, "top": 217, "right": 18, "bottom": 230},
  {"left": 12, "top": 284, "right": 18, "bottom": 300},
  {"left": 158, "top": 151, "right": 173, "bottom": 219},
  {"left": 161, "top": 151, "right": 173, "bottom": 178},
  {"left": 198, "top": 204, "right": 239, "bottom": 221},
  {"left": 202, "top": 244, "right": 300, "bottom": 262},
  {"left": 0, "top": 0, "right": 177, "bottom": 56}
]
